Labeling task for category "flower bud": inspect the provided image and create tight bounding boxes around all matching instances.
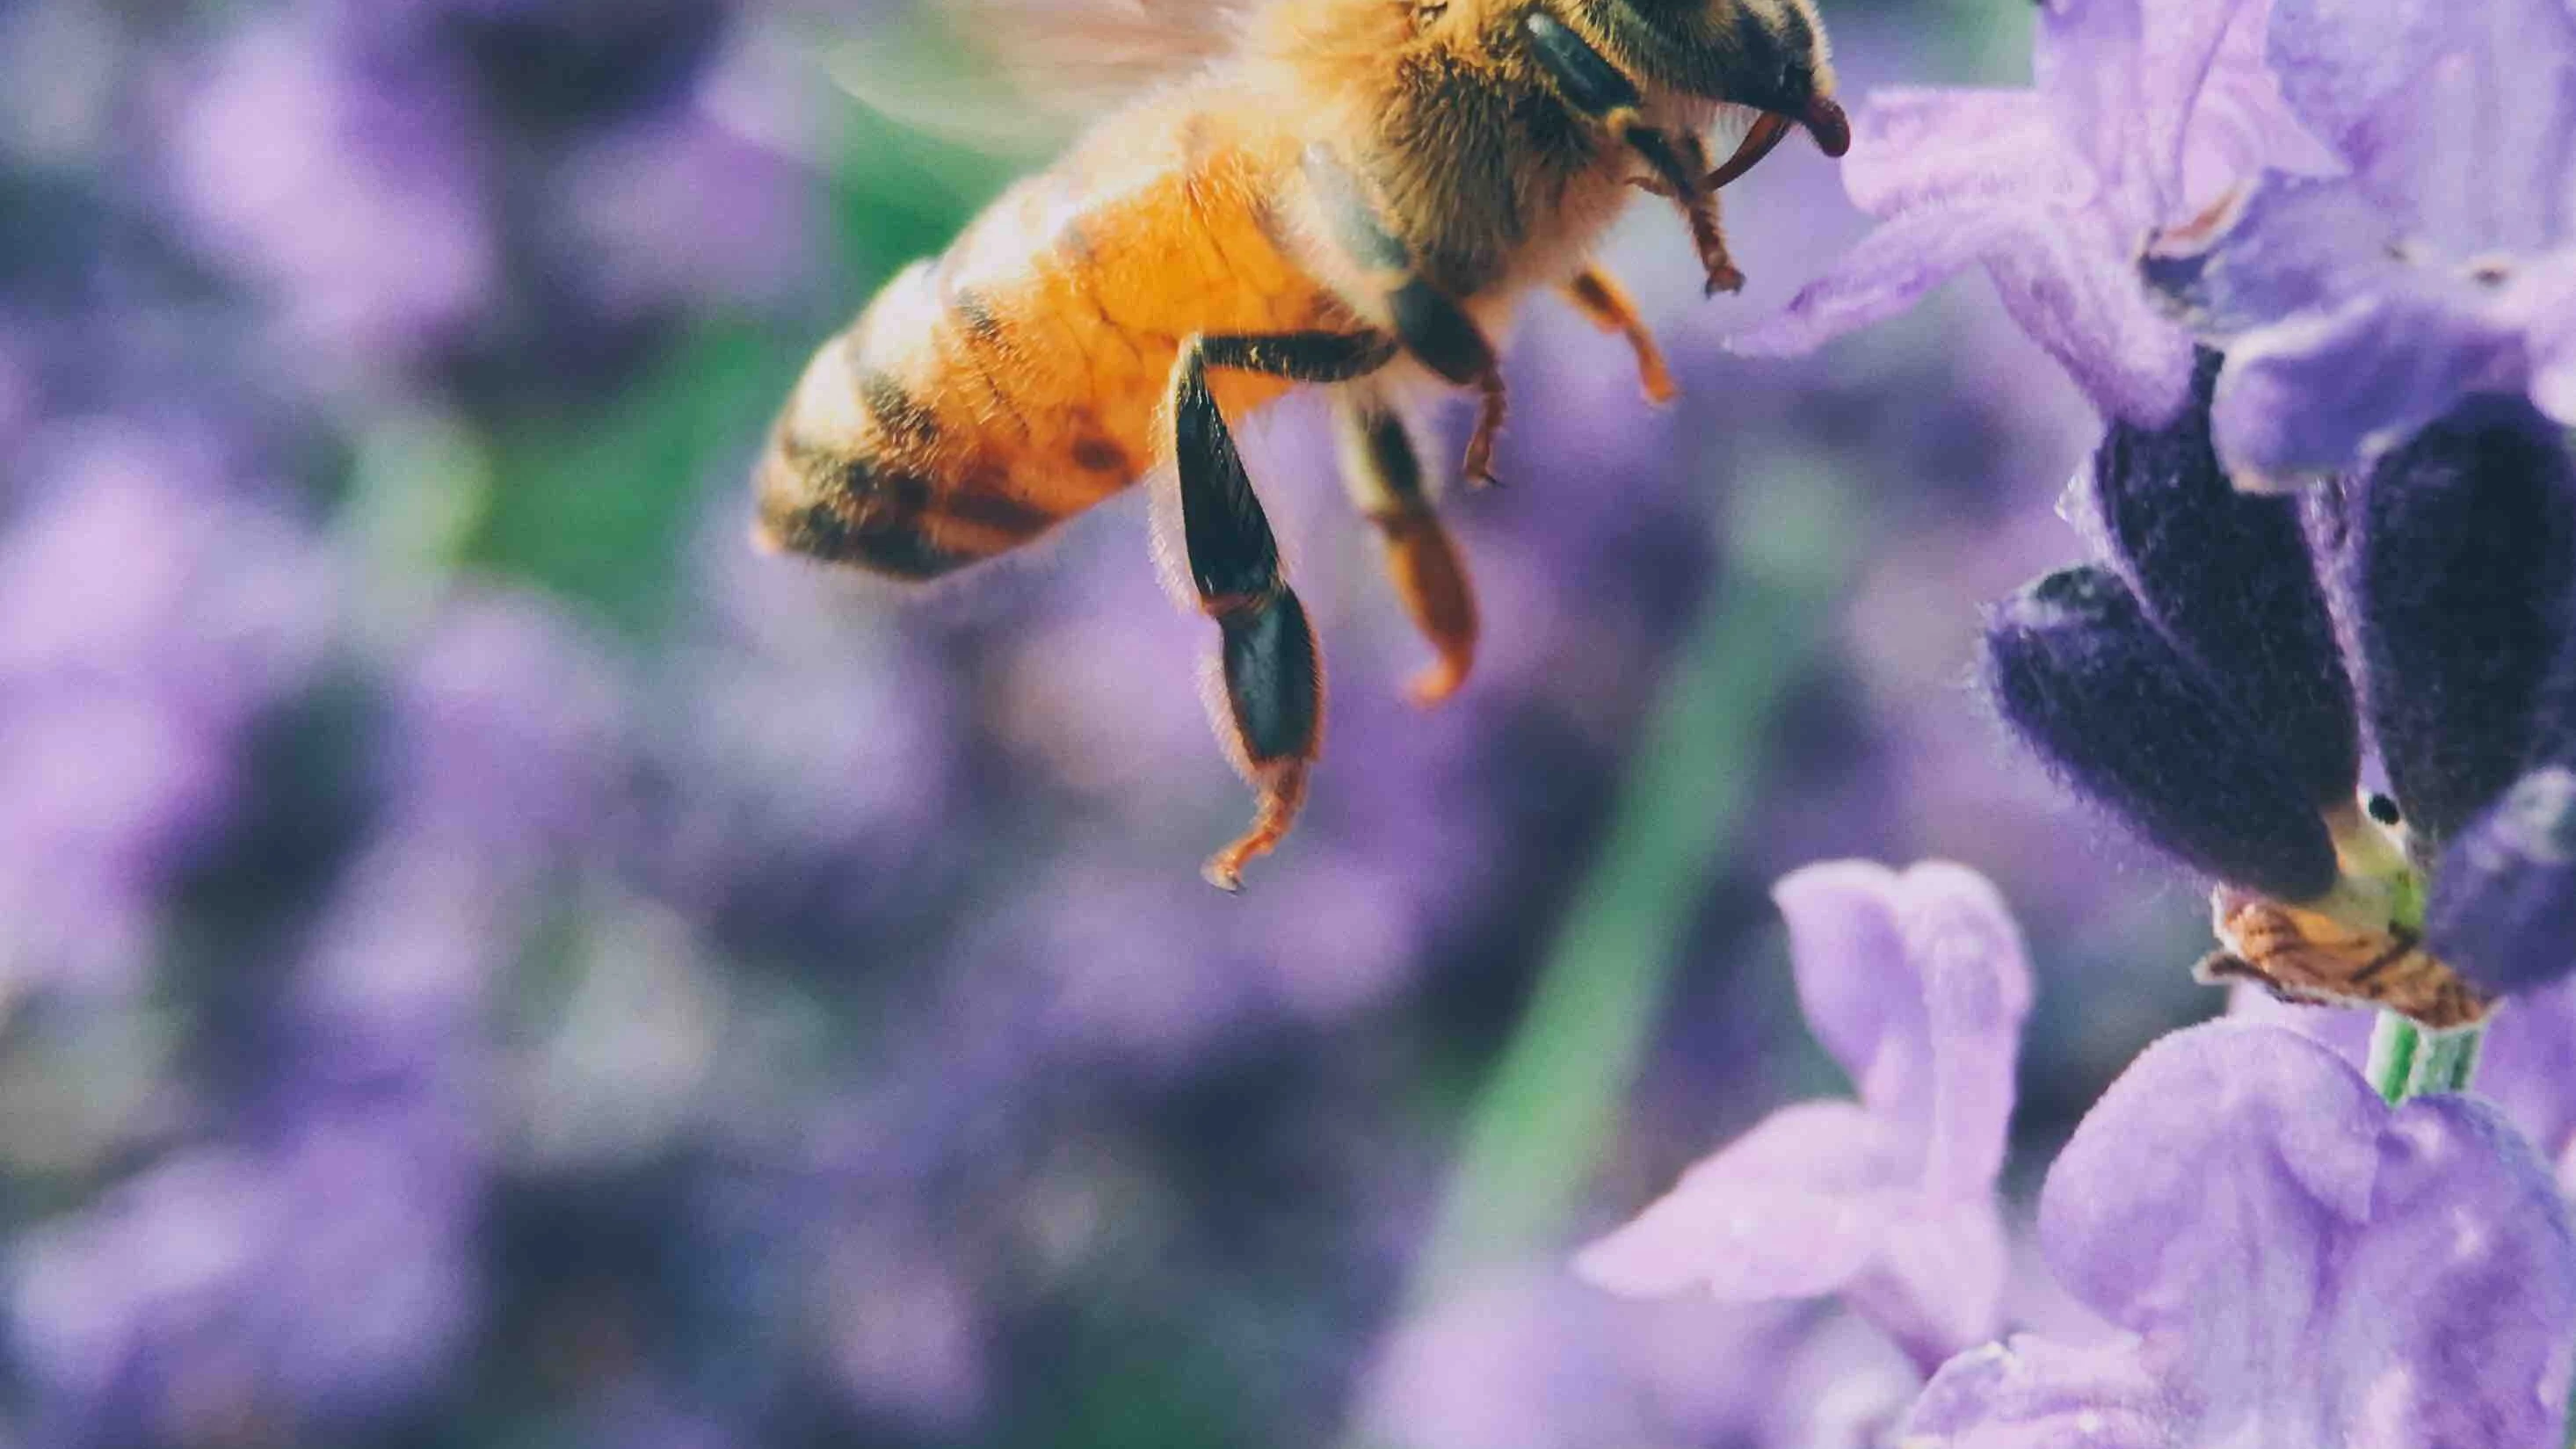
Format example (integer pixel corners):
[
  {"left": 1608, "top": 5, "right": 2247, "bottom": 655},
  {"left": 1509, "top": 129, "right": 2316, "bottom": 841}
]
[
  {"left": 1983, "top": 565, "right": 2339, "bottom": 902},
  {"left": 2343, "top": 396, "right": 2576, "bottom": 841},
  {"left": 2426, "top": 766, "right": 2576, "bottom": 996},
  {"left": 2088, "top": 351, "right": 2359, "bottom": 812}
]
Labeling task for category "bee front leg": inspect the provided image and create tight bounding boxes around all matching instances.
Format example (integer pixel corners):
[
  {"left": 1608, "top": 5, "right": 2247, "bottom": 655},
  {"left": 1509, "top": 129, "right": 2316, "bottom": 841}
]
[
  {"left": 1564, "top": 265, "right": 1677, "bottom": 404},
  {"left": 1523, "top": 12, "right": 1745, "bottom": 295},
  {"left": 1333, "top": 395, "right": 1478, "bottom": 705},
  {"left": 1161, "top": 331, "right": 1393, "bottom": 891}
]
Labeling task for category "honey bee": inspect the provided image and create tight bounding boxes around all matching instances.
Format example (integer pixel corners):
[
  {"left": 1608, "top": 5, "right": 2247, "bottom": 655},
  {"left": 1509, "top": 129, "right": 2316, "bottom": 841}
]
[
  {"left": 2193, "top": 797, "right": 2490, "bottom": 1030},
  {"left": 754, "top": 0, "right": 1851, "bottom": 888}
]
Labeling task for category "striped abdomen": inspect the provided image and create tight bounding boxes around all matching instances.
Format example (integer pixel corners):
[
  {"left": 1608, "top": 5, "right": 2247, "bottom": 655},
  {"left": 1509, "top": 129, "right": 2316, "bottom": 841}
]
[{"left": 755, "top": 93, "right": 1361, "bottom": 579}]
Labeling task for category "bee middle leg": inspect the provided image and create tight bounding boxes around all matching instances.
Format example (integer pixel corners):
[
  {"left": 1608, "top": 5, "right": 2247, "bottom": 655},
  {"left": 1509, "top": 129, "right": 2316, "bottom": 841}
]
[
  {"left": 1302, "top": 145, "right": 1511, "bottom": 489},
  {"left": 1523, "top": 12, "right": 1745, "bottom": 295},
  {"left": 1333, "top": 394, "right": 1478, "bottom": 706},
  {"left": 1564, "top": 265, "right": 1677, "bottom": 404},
  {"left": 1164, "top": 330, "right": 1394, "bottom": 891}
]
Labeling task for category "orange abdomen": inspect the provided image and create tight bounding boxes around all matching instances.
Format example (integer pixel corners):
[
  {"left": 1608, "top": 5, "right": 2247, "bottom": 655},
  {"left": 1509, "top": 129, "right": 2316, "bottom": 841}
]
[{"left": 757, "top": 97, "right": 1361, "bottom": 578}]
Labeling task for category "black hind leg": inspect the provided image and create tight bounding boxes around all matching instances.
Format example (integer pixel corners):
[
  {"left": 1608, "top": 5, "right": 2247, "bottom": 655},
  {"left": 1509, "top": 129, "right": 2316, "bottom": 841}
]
[{"left": 1161, "top": 330, "right": 1390, "bottom": 890}]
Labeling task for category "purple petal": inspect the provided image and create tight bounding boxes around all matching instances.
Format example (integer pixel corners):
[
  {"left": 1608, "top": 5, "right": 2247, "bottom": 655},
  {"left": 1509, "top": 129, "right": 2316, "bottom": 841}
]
[
  {"left": 2234, "top": 981, "right": 2576, "bottom": 1183},
  {"left": 2174, "top": 0, "right": 2343, "bottom": 206},
  {"left": 1900, "top": 1335, "right": 2172, "bottom": 1449},
  {"left": 1839, "top": 88, "right": 2081, "bottom": 219},
  {"left": 1772, "top": 861, "right": 1921, "bottom": 1112},
  {"left": 2325, "top": 1096, "right": 2576, "bottom": 1448},
  {"left": 2269, "top": 0, "right": 2576, "bottom": 253},
  {"left": 2209, "top": 284, "right": 2527, "bottom": 483},
  {"left": 1727, "top": 205, "right": 2013, "bottom": 359},
  {"left": 2428, "top": 767, "right": 2576, "bottom": 994},
  {"left": 1731, "top": 201, "right": 2197, "bottom": 424},
  {"left": 2035, "top": 0, "right": 2268, "bottom": 223},
  {"left": 1573, "top": 1101, "right": 1906, "bottom": 1300},
  {"left": 2144, "top": 176, "right": 2405, "bottom": 339},
  {"left": 2505, "top": 251, "right": 2576, "bottom": 424},
  {"left": 1843, "top": 1198, "right": 2011, "bottom": 1374},
  {"left": 1980, "top": 202, "right": 2200, "bottom": 424},
  {"left": 2031, "top": 1020, "right": 2576, "bottom": 1445},
  {"left": 1898, "top": 862, "right": 2033, "bottom": 1201},
  {"left": 2039, "top": 1023, "right": 2383, "bottom": 1343}
]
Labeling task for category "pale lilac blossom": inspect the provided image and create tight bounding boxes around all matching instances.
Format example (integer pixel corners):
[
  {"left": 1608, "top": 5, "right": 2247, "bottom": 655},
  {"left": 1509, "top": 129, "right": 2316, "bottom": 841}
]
[
  {"left": 2147, "top": 0, "right": 2576, "bottom": 481},
  {"left": 1902, "top": 1021, "right": 2576, "bottom": 1449},
  {"left": 1577, "top": 860, "right": 2031, "bottom": 1371},
  {"left": 1735, "top": 0, "right": 2334, "bottom": 425}
]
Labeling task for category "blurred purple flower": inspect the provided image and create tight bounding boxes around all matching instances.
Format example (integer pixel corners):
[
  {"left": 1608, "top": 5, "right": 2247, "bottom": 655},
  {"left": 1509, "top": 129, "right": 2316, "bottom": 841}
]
[
  {"left": 1735, "top": 0, "right": 2335, "bottom": 424},
  {"left": 548, "top": 88, "right": 817, "bottom": 323},
  {"left": 2146, "top": 0, "right": 2576, "bottom": 482},
  {"left": 12, "top": 1120, "right": 479, "bottom": 1446},
  {"left": 0, "top": 423, "right": 329, "bottom": 998},
  {"left": 297, "top": 590, "right": 626, "bottom": 1068},
  {"left": 1903, "top": 1020, "right": 2576, "bottom": 1448},
  {"left": 163, "top": 13, "right": 498, "bottom": 379},
  {"left": 1578, "top": 860, "right": 2031, "bottom": 1371},
  {"left": 8, "top": 586, "right": 630, "bottom": 1445}
]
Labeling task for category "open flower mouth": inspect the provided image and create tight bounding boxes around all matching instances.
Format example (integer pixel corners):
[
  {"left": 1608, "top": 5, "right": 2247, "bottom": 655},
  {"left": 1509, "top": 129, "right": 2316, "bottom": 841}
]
[{"left": 1709, "top": 93, "right": 1852, "bottom": 189}]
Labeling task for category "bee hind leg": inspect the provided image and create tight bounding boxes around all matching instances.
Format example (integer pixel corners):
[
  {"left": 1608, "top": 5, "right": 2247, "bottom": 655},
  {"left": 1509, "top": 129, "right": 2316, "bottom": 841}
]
[
  {"left": 1163, "top": 330, "right": 1394, "bottom": 890},
  {"left": 1333, "top": 395, "right": 1478, "bottom": 706},
  {"left": 1564, "top": 266, "right": 1677, "bottom": 404}
]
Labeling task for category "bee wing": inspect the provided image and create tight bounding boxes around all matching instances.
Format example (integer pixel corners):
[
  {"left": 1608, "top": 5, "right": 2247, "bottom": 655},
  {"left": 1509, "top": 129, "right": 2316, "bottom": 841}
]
[{"left": 816, "top": 0, "right": 1252, "bottom": 154}]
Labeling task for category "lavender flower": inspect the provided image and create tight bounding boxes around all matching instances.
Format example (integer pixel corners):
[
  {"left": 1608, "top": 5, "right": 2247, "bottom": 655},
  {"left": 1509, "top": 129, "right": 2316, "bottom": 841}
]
[
  {"left": 1901, "top": 1021, "right": 2576, "bottom": 1449},
  {"left": 11, "top": 589, "right": 619, "bottom": 1445},
  {"left": 1578, "top": 860, "right": 2030, "bottom": 1372},
  {"left": 0, "top": 424, "right": 329, "bottom": 999},
  {"left": 11, "top": 1133, "right": 477, "bottom": 1447},
  {"left": 2145, "top": 0, "right": 2576, "bottom": 482},
  {"left": 1734, "top": 0, "right": 2334, "bottom": 424},
  {"left": 163, "top": 13, "right": 500, "bottom": 379}
]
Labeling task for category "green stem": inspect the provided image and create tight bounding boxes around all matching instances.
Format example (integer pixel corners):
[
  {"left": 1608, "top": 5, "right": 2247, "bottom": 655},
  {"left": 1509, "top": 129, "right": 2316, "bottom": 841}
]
[
  {"left": 1402, "top": 464, "right": 1849, "bottom": 1300},
  {"left": 2367, "top": 1011, "right": 2423, "bottom": 1105},
  {"left": 2367, "top": 1010, "right": 2488, "bottom": 1103},
  {"left": 2405, "top": 1021, "right": 2485, "bottom": 1097}
]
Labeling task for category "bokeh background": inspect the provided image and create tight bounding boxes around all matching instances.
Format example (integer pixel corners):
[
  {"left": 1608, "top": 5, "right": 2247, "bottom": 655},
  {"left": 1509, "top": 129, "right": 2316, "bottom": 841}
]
[{"left": 0, "top": 1, "right": 2226, "bottom": 1444}]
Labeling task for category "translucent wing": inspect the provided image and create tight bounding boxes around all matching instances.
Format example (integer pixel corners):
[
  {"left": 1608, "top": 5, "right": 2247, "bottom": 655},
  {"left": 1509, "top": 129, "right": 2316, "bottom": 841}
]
[{"left": 816, "top": 0, "right": 1254, "bottom": 154}]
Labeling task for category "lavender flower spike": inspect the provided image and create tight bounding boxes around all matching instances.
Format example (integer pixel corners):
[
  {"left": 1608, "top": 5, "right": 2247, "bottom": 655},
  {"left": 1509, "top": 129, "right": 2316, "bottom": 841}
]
[
  {"left": 1577, "top": 860, "right": 2031, "bottom": 1372},
  {"left": 1733, "top": 0, "right": 2334, "bottom": 426},
  {"left": 2151, "top": 0, "right": 2576, "bottom": 481},
  {"left": 1903, "top": 1021, "right": 2576, "bottom": 1449}
]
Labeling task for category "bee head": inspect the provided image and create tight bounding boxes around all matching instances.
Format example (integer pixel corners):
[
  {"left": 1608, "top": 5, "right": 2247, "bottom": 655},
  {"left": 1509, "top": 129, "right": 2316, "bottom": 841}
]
[{"left": 1568, "top": 0, "right": 1848, "bottom": 159}]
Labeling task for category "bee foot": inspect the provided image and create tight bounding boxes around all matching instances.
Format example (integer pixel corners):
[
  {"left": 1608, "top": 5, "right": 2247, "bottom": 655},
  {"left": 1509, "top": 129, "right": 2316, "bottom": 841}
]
[
  {"left": 1405, "top": 657, "right": 1469, "bottom": 706},
  {"left": 1202, "top": 764, "right": 1308, "bottom": 893},
  {"left": 1702, "top": 263, "right": 1746, "bottom": 296}
]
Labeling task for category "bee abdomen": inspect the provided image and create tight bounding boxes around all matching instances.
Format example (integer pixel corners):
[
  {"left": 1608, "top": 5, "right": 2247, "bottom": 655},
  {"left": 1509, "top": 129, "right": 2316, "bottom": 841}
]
[
  {"left": 754, "top": 290, "right": 1070, "bottom": 580},
  {"left": 753, "top": 432, "right": 1057, "bottom": 580}
]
